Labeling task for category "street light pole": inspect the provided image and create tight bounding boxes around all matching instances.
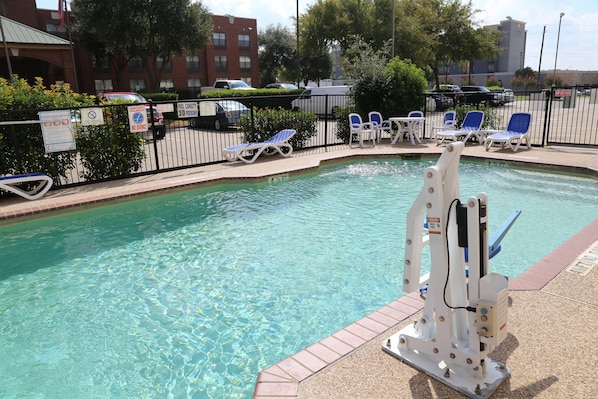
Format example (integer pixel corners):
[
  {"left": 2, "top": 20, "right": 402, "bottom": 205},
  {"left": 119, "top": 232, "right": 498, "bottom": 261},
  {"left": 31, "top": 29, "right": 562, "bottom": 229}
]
[
  {"left": 296, "top": 0, "right": 300, "bottom": 86},
  {"left": 552, "top": 12, "right": 564, "bottom": 87},
  {"left": 391, "top": 0, "right": 396, "bottom": 58}
]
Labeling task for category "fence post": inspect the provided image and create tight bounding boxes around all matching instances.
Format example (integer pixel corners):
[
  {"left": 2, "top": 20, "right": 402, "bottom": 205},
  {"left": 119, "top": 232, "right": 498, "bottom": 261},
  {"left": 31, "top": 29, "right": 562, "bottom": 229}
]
[
  {"left": 541, "top": 88, "right": 553, "bottom": 147},
  {"left": 148, "top": 99, "right": 160, "bottom": 170},
  {"left": 324, "top": 94, "right": 329, "bottom": 145}
]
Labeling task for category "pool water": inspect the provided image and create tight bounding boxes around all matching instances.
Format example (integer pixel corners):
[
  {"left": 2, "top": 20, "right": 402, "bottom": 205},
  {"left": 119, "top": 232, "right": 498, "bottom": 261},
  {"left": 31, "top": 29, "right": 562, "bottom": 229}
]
[{"left": 0, "top": 160, "right": 597, "bottom": 398}]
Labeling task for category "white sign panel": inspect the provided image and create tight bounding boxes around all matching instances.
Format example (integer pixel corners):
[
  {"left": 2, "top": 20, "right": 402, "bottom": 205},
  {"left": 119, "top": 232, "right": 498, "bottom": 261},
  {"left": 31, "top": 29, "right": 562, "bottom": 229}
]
[
  {"left": 157, "top": 103, "right": 174, "bottom": 113},
  {"left": 127, "top": 105, "right": 148, "bottom": 133},
  {"left": 199, "top": 101, "right": 216, "bottom": 116},
  {"left": 39, "top": 110, "right": 75, "bottom": 153},
  {"left": 177, "top": 102, "right": 199, "bottom": 118},
  {"left": 80, "top": 107, "right": 104, "bottom": 126}
]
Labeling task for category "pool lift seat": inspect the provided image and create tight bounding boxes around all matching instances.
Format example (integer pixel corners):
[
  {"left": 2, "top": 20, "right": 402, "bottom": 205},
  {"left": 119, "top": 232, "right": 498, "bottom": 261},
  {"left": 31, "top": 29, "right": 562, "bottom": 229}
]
[{"left": 382, "top": 142, "right": 513, "bottom": 399}]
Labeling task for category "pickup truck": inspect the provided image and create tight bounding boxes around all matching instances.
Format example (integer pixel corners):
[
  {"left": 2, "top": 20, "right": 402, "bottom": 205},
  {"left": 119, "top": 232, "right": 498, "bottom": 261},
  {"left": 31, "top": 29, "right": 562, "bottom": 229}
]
[{"left": 460, "top": 86, "right": 502, "bottom": 106}]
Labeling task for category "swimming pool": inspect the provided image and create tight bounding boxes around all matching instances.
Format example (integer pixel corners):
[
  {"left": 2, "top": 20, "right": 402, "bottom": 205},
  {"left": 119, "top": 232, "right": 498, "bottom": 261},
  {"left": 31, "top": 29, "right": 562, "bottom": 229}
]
[{"left": 1, "top": 160, "right": 597, "bottom": 398}]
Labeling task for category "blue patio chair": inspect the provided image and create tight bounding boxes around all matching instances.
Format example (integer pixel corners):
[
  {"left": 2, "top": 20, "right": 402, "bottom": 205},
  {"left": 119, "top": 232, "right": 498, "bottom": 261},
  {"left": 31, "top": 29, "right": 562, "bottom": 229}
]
[
  {"left": 348, "top": 113, "right": 376, "bottom": 148},
  {"left": 368, "top": 111, "right": 393, "bottom": 143}
]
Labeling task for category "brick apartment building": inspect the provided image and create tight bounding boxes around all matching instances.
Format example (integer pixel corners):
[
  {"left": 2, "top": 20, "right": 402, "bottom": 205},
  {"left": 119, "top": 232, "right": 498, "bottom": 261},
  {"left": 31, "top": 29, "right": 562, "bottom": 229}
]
[{"left": 0, "top": 0, "right": 259, "bottom": 95}]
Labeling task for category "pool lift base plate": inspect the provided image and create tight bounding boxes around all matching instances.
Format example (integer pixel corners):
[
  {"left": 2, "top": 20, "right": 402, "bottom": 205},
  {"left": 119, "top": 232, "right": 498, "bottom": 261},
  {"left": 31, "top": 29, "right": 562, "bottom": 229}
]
[{"left": 382, "top": 326, "right": 510, "bottom": 399}]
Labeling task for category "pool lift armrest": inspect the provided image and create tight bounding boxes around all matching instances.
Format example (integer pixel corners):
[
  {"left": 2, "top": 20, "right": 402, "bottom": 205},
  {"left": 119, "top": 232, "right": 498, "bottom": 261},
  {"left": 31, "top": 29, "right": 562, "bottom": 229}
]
[{"left": 382, "top": 142, "right": 511, "bottom": 399}]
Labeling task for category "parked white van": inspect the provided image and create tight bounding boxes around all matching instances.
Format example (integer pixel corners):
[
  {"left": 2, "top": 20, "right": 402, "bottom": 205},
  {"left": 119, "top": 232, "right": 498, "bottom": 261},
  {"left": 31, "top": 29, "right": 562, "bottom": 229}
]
[{"left": 291, "top": 85, "right": 351, "bottom": 116}]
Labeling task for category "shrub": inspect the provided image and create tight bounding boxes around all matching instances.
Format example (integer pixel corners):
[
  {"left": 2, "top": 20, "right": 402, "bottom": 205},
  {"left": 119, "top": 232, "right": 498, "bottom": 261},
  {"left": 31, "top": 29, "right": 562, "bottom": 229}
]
[
  {"left": 75, "top": 104, "right": 146, "bottom": 180},
  {"left": 454, "top": 105, "right": 503, "bottom": 130},
  {"left": 384, "top": 58, "right": 428, "bottom": 116},
  {"left": 238, "top": 108, "right": 317, "bottom": 150},
  {"left": 335, "top": 106, "right": 356, "bottom": 143},
  {"left": 0, "top": 77, "right": 95, "bottom": 187}
]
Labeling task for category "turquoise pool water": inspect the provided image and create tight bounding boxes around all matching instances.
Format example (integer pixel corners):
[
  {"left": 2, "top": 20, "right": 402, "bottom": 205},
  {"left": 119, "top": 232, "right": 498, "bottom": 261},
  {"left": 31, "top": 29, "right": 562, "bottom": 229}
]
[{"left": 0, "top": 160, "right": 597, "bottom": 398}]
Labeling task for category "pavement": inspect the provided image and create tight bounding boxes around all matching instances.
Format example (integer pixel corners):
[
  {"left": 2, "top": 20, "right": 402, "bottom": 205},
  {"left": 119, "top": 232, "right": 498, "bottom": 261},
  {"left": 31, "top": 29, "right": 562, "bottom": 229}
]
[{"left": 1, "top": 140, "right": 597, "bottom": 399}]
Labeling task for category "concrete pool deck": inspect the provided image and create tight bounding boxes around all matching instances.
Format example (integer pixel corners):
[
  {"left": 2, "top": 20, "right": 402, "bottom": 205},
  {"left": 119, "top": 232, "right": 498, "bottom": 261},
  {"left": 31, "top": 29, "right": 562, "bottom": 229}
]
[{"left": 1, "top": 141, "right": 597, "bottom": 399}]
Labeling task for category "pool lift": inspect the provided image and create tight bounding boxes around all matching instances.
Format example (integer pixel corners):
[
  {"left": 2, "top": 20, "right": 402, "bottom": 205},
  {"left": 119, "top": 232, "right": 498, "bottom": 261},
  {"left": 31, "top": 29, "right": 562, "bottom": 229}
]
[{"left": 382, "top": 142, "right": 520, "bottom": 399}]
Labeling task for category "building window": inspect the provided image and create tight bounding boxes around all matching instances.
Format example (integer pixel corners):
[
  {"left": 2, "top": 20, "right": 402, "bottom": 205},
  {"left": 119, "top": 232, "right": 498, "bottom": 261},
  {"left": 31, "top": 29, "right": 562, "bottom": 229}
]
[
  {"left": 94, "top": 79, "right": 113, "bottom": 93},
  {"left": 215, "top": 55, "right": 228, "bottom": 72},
  {"left": 186, "top": 55, "right": 200, "bottom": 72},
  {"left": 213, "top": 32, "right": 226, "bottom": 48},
  {"left": 156, "top": 56, "right": 172, "bottom": 72},
  {"left": 238, "top": 34, "right": 250, "bottom": 50},
  {"left": 239, "top": 56, "right": 251, "bottom": 71},
  {"left": 128, "top": 56, "right": 144, "bottom": 71},
  {"left": 188, "top": 78, "right": 201, "bottom": 89},
  {"left": 160, "top": 78, "right": 174, "bottom": 90},
  {"left": 91, "top": 54, "right": 109, "bottom": 70},
  {"left": 130, "top": 79, "right": 146, "bottom": 92}
]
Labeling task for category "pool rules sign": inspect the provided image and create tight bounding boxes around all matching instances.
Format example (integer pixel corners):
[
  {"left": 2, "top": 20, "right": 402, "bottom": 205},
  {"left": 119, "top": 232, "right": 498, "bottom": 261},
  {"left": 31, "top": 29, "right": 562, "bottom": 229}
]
[{"left": 39, "top": 110, "right": 75, "bottom": 153}]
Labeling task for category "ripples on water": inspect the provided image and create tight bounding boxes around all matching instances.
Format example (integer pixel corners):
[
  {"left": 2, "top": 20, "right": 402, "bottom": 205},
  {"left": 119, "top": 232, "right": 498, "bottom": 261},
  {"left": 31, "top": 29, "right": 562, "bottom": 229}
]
[{"left": 0, "top": 160, "right": 596, "bottom": 398}]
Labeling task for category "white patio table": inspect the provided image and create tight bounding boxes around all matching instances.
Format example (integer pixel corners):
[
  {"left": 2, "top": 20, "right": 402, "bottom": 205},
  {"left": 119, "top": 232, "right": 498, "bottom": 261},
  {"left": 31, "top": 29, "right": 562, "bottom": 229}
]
[{"left": 389, "top": 116, "right": 426, "bottom": 145}]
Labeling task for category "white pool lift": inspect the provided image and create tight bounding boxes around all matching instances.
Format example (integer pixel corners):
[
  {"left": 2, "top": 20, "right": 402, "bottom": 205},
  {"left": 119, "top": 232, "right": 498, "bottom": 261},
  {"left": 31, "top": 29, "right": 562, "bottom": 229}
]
[{"left": 382, "top": 142, "right": 517, "bottom": 399}]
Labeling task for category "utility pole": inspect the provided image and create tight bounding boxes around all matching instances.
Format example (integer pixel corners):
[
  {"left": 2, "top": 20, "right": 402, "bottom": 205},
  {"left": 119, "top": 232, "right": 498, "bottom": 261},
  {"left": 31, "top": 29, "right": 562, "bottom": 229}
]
[
  {"left": 537, "top": 25, "right": 545, "bottom": 89},
  {"left": 0, "top": 16, "right": 13, "bottom": 79},
  {"left": 552, "top": 12, "right": 564, "bottom": 87}
]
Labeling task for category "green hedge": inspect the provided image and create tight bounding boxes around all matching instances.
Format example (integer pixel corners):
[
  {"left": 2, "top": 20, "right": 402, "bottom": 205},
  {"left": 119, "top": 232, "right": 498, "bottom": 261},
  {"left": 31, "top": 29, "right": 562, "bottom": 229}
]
[{"left": 200, "top": 89, "right": 302, "bottom": 110}]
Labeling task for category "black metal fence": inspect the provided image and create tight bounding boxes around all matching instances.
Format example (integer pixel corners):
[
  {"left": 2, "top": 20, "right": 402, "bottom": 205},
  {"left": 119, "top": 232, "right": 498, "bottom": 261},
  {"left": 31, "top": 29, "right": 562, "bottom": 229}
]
[{"left": 2, "top": 87, "right": 597, "bottom": 188}]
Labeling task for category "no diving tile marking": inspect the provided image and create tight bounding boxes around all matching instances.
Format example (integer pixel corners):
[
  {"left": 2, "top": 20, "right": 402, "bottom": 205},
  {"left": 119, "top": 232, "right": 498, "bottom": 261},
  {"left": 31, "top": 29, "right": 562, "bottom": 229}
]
[{"left": 566, "top": 240, "right": 598, "bottom": 276}]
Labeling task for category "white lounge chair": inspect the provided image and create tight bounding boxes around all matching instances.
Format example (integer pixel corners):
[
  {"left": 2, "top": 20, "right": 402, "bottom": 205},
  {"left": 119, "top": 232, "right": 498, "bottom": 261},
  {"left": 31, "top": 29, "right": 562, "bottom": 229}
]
[
  {"left": 0, "top": 173, "right": 53, "bottom": 200},
  {"left": 348, "top": 113, "right": 376, "bottom": 148},
  {"left": 435, "top": 110, "right": 485, "bottom": 146},
  {"left": 222, "top": 129, "right": 296, "bottom": 164},
  {"left": 485, "top": 112, "right": 532, "bottom": 152}
]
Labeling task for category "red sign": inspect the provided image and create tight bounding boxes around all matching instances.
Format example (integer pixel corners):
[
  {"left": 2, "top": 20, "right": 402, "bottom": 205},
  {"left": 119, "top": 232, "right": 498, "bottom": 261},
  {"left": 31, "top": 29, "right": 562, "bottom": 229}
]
[{"left": 555, "top": 89, "right": 571, "bottom": 97}]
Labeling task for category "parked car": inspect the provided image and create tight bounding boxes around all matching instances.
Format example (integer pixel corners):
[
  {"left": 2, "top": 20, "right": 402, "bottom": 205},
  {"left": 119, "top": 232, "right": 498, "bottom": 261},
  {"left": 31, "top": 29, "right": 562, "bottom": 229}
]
[
  {"left": 265, "top": 83, "right": 298, "bottom": 89},
  {"left": 189, "top": 100, "right": 250, "bottom": 130},
  {"left": 431, "top": 84, "right": 464, "bottom": 105},
  {"left": 102, "top": 92, "right": 166, "bottom": 140},
  {"left": 430, "top": 93, "right": 454, "bottom": 110},
  {"left": 460, "top": 85, "right": 502, "bottom": 106},
  {"left": 503, "top": 88, "right": 515, "bottom": 103},
  {"left": 213, "top": 80, "right": 256, "bottom": 90}
]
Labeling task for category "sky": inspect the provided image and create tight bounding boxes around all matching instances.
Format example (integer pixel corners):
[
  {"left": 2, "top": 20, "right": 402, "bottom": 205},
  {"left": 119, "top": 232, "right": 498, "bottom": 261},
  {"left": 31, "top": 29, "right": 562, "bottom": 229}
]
[{"left": 36, "top": 0, "right": 598, "bottom": 71}]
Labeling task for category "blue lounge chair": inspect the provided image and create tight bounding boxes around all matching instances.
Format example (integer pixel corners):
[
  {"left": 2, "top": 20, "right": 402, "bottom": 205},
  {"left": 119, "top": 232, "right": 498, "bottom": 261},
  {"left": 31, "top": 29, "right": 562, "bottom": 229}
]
[
  {"left": 222, "top": 129, "right": 296, "bottom": 164},
  {"left": 485, "top": 112, "right": 532, "bottom": 152},
  {"left": 435, "top": 110, "right": 485, "bottom": 146},
  {"left": 0, "top": 173, "right": 53, "bottom": 200}
]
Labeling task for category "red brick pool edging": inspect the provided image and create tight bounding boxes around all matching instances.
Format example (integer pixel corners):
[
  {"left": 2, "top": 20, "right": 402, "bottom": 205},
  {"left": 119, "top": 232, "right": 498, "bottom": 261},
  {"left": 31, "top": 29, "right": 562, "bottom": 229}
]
[{"left": 252, "top": 218, "right": 598, "bottom": 399}]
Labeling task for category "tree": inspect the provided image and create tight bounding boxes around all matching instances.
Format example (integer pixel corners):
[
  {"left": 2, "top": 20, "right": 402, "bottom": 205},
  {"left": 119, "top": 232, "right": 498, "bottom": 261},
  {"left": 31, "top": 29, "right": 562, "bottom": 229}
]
[
  {"left": 515, "top": 67, "right": 537, "bottom": 80},
  {"left": 300, "top": 52, "right": 333, "bottom": 86},
  {"left": 346, "top": 39, "right": 426, "bottom": 118},
  {"left": 258, "top": 25, "right": 296, "bottom": 87},
  {"left": 300, "top": 0, "right": 501, "bottom": 86},
  {"left": 71, "top": 0, "right": 212, "bottom": 92}
]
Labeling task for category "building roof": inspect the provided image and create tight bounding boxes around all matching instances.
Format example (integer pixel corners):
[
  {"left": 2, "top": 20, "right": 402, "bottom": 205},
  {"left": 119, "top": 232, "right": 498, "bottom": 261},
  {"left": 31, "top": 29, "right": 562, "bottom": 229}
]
[{"left": 0, "top": 15, "right": 69, "bottom": 46}]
